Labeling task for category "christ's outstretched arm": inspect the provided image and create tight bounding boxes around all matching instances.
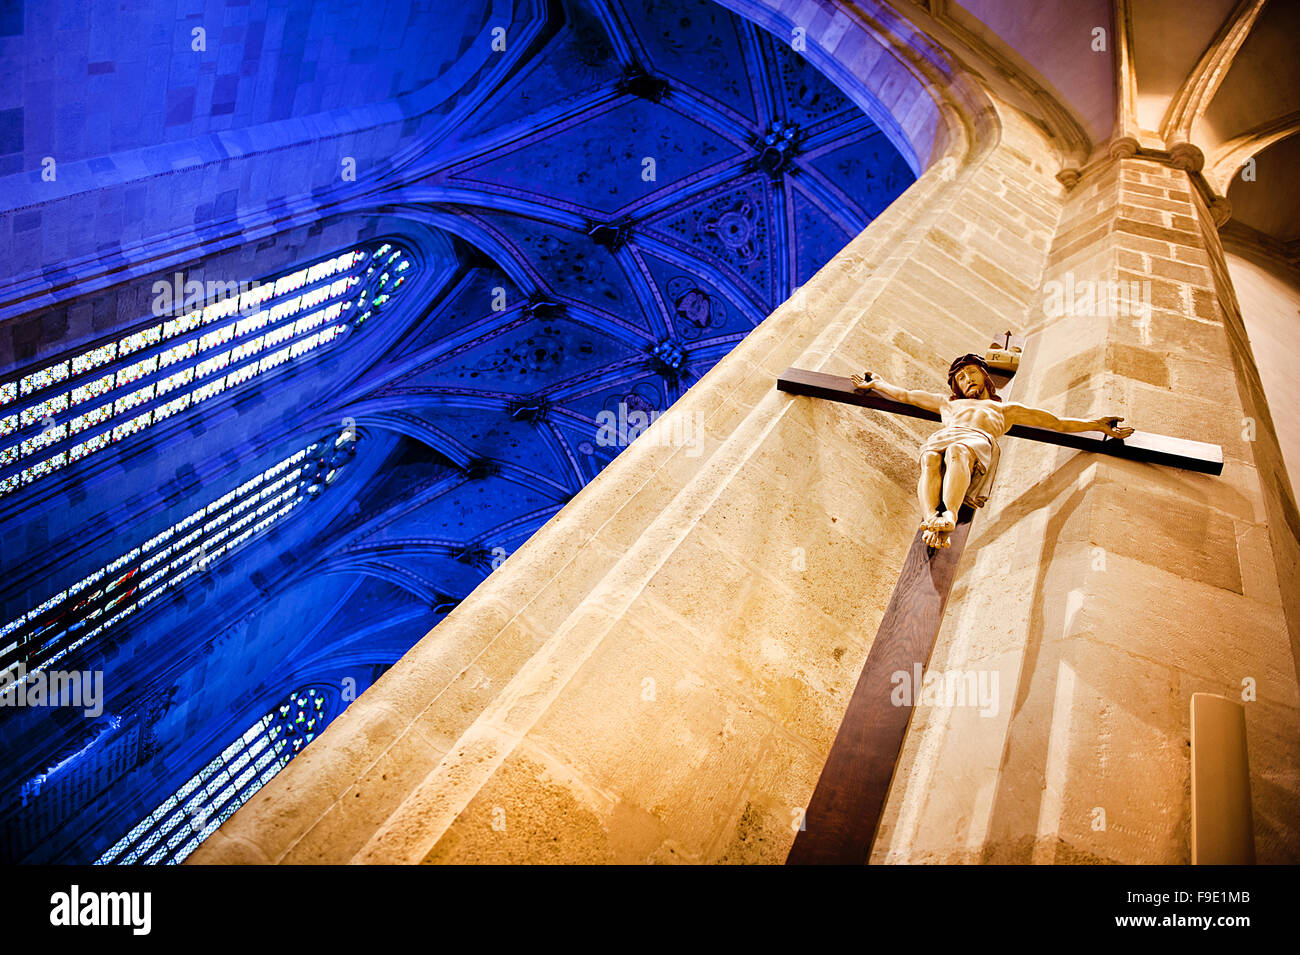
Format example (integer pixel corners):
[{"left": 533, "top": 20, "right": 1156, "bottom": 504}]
[
  {"left": 849, "top": 372, "right": 946, "bottom": 413},
  {"left": 1003, "top": 402, "right": 1135, "bottom": 438}
]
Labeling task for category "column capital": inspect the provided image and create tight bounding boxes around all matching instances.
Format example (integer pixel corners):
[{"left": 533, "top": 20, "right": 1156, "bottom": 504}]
[
  {"left": 1107, "top": 136, "right": 1141, "bottom": 161},
  {"left": 1169, "top": 142, "right": 1206, "bottom": 172}
]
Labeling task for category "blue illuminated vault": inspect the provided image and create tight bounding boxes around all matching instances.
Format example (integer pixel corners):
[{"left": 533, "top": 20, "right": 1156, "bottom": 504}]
[{"left": 0, "top": 0, "right": 914, "bottom": 863}]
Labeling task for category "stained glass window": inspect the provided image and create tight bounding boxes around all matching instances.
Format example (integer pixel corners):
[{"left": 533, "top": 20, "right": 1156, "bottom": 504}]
[
  {"left": 0, "top": 428, "right": 360, "bottom": 686},
  {"left": 95, "top": 686, "right": 337, "bottom": 866},
  {"left": 0, "top": 241, "right": 413, "bottom": 501}
]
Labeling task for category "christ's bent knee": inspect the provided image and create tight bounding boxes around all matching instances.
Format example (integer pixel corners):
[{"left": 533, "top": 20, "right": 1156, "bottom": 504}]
[{"left": 920, "top": 450, "right": 942, "bottom": 472}]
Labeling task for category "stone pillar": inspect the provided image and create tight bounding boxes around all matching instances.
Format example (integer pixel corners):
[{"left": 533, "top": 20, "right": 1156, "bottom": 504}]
[{"left": 876, "top": 155, "right": 1300, "bottom": 864}]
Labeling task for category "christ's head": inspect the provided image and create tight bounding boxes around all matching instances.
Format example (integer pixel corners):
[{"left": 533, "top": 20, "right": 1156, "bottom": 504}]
[{"left": 947, "top": 354, "right": 1000, "bottom": 401}]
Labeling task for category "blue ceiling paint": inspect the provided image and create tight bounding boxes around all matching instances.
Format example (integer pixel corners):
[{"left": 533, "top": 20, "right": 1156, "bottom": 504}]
[
  {"left": 616, "top": 0, "right": 759, "bottom": 123},
  {"left": 0, "top": 0, "right": 915, "bottom": 863},
  {"left": 454, "top": 97, "right": 749, "bottom": 218},
  {"left": 635, "top": 248, "right": 752, "bottom": 341},
  {"left": 790, "top": 187, "right": 854, "bottom": 288},
  {"left": 648, "top": 175, "right": 779, "bottom": 302},
  {"left": 6, "top": 0, "right": 492, "bottom": 165},
  {"left": 466, "top": 210, "right": 649, "bottom": 315},
  {"left": 806, "top": 131, "right": 914, "bottom": 220},
  {"left": 456, "top": 1, "right": 622, "bottom": 139}
]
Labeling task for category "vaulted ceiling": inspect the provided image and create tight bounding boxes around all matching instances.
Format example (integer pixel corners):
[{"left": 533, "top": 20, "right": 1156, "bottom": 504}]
[
  {"left": 13, "top": 0, "right": 1293, "bottom": 868},
  {"left": 904, "top": 0, "right": 1300, "bottom": 253},
  {"left": 0, "top": 0, "right": 913, "bottom": 862}
]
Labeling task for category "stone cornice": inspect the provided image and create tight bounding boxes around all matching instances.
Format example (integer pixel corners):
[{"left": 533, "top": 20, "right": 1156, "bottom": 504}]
[{"left": 1059, "top": 139, "right": 1233, "bottom": 227}]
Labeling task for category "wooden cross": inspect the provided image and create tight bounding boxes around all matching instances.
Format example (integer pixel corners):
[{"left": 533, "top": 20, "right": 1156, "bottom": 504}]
[{"left": 774, "top": 344, "right": 1222, "bottom": 865}]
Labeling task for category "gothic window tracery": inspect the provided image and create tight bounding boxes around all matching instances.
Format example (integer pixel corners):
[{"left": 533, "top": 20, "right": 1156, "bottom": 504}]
[
  {"left": 95, "top": 685, "right": 335, "bottom": 866},
  {"left": 0, "top": 242, "right": 412, "bottom": 501},
  {"left": 0, "top": 428, "right": 360, "bottom": 686}
]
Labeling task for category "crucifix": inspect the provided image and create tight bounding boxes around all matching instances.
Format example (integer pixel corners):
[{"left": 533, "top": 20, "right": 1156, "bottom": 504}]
[{"left": 775, "top": 337, "right": 1223, "bottom": 865}]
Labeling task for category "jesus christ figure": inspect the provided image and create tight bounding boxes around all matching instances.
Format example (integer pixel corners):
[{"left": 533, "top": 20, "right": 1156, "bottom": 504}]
[{"left": 850, "top": 354, "right": 1135, "bottom": 548}]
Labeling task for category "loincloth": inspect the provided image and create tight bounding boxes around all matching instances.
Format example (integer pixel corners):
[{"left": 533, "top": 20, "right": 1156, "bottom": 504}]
[{"left": 918, "top": 425, "right": 1001, "bottom": 508}]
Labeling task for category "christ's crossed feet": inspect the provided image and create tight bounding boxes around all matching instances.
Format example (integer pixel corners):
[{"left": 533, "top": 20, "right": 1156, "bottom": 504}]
[{"left": 920, "top": 512, "right": 953, "bottom": 549}]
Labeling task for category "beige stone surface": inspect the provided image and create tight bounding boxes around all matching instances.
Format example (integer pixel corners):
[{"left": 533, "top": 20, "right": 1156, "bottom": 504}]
[
  {"left": 879, "top": 155, "right": 1300, "bottom": 866},
  {"left": 1226, "top": 252, "right": 1300, "bottom": 507}
]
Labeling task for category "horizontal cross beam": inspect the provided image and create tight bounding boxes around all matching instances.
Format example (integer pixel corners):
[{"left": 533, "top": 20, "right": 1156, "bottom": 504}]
[{"left": 777, "top": 366, "right": 1223, "bottom": 475}]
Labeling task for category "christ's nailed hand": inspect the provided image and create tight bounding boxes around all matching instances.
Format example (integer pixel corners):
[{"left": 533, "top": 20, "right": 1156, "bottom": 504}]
[
  {"left": 850, "top": 372, "right": 879, "bottom": 391},
  {"left": 1098, "top": 416, "right": 1135, "bottom": 439}
]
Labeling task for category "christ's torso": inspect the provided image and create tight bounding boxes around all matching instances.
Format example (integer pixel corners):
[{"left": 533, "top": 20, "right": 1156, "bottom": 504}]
[{"left": 940, "top": 397, "right": 1009, "bottom": 438}]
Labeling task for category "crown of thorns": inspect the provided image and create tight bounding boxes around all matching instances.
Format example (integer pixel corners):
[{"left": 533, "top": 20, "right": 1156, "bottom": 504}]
[{"left": 947, "top": 354, "right": 1000, "bottom": 400}]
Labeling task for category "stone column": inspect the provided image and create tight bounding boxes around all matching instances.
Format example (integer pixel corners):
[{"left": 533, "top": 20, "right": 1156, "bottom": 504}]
[{"left": 875, "top": 155, "right": 1300, "bottom": 864}]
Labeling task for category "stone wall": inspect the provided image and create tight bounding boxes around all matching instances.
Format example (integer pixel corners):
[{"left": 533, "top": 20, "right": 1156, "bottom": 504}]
[
  {"left": 876, "top": 155, "right": 1300, "bottom": 864},
  {"left": 1223, "top": 252, "right": 1300, "bottom": 507}
]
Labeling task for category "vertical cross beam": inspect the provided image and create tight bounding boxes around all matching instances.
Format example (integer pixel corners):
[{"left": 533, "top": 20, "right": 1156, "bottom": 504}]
[
  {"left": 785, "top": 507, "right": 973, "bottom": 864},
  {"left": 781, "top": 350, "right": 1020, "bottom": 865}
]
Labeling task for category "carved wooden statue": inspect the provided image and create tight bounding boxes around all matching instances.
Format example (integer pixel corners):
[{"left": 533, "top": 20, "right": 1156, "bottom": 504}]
[{"left": 851, "top": 354, "right": 1134, "bottom": 548}]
